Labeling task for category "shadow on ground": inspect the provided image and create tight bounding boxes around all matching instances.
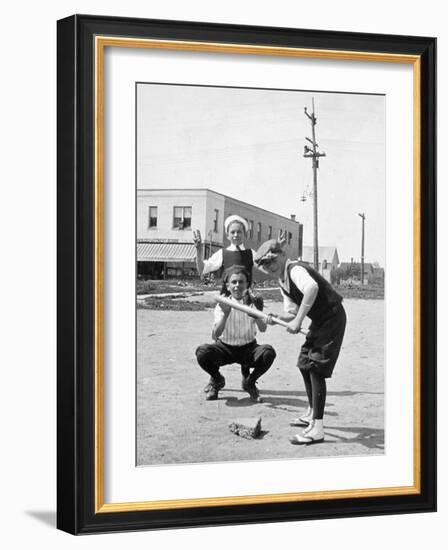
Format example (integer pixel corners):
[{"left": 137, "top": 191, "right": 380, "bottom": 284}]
[
  {"left": 263, "top": 388, "right": 383, "bottom": 397},
  {"left": 220, "top": 387, "right": 382, "bottom": 418},
  {"left": 222, "top": 391, "right": 310, "bottom": 409},
  {"left": 326, "top": 425, "right": 385, "bottom": 450}
]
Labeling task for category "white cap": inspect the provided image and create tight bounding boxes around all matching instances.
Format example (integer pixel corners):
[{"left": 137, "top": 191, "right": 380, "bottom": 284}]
[{"left": 224, "top": 215, "right": 249, "bottom": 234}]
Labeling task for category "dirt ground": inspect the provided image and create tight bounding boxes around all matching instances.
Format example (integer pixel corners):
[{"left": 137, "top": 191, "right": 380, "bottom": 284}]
[{"left": 137, "top": 298, "right": 384, "bottom": 466}]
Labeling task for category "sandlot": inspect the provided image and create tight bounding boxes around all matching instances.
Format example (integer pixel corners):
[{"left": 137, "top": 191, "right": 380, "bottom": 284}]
[{"left": 137, "top": 297, "right": 384, "bottom": 466}]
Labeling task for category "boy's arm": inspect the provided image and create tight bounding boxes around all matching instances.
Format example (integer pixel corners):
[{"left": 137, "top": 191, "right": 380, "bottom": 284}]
[
  {"left": 194, "top": 235, "right": 222, "bottom": 279},
  {"left": 254, "top": 315, "right": 267, "bottom": 332},
  {"left": 275, "top": 311, "right": 296, "bottom": 322},
  {"left": 195, "top": 251, "right": 205, "bottom": 277},
  {"left": 286, "top": 283, "right": 318, "bottom": 333},
  {"left": 193, "top": 231, "right": 205, "bottom": 277},
  {"left": 274, "top": 289, "right": 298, "bottom": 322},
  {"left": 250, "top": 295, "right": 268, "bottom": 332},
  {"left": 212, "top": 302, "right": 231, "bottom": 339},
  {"left": 251, "top": 249, "right": 264, "bottom": 272},
  {"left": 285, "top": 267, "right": 319, "bottom": 333}
]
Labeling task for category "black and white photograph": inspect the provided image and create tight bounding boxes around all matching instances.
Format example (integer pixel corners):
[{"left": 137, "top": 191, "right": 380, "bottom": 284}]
[
  {"left": 136, "top": 83, "right": 385, "bottom": 466},
  {"left": 1, "top": 0, "right": 440, "bottom": 546}
]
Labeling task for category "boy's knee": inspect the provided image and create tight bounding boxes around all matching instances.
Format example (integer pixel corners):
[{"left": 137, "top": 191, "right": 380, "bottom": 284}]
[
  {"left": 297, "top": 347, "right": 312, "bottom": 369},
  {"left": 195, "top": 344, "right": 210, "bottom": 362},
  {"left": 262, "top": 345, "right": 276, "bottom": 365}
]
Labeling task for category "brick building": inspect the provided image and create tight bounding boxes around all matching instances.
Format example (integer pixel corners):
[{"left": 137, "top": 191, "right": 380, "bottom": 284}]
[{"left": 137, "top": 188, "right": 303, "bottom": 280}]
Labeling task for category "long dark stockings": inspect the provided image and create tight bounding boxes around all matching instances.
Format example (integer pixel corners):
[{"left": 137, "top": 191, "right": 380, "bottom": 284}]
[{"left": 300, "top": 370, "right": 327, "bottom": 420}]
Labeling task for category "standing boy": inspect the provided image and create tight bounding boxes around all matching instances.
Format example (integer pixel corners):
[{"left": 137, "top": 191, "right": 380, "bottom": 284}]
[
  {"left": 194, "top": 215, "right": 262, "bottom": 383},
  {"left": 195, "top": 265, "right": 276, "bottom": 402},
  {"left": 254, "top": 239, "right": 346, "bottom": 444},
  {"left": 194, "top": 215, "right": 256, "bottom": 285}
]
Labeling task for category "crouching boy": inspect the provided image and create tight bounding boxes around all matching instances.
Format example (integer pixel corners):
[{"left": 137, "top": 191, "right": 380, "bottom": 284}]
[{"left": 195, "top": 265, "right": 276, "bottom": 402}]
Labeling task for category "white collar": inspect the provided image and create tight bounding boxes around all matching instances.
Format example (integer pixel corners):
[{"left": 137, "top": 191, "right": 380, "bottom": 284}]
[{"left": 227, "top": 244, "right": 246, "bottom": 251}]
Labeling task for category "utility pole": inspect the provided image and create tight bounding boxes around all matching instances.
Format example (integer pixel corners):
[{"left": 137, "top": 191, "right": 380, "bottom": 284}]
[
  {"left": 304, "top": 98, "right": 326, "bottom": 271},
  {"left": 358, "top": 212, "right": 366, "bottom": 285}
]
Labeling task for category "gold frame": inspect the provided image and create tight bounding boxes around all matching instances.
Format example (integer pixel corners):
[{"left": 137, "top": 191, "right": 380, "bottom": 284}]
[{"left": 94, "top": 36, "right": 421, "bottom": 513}]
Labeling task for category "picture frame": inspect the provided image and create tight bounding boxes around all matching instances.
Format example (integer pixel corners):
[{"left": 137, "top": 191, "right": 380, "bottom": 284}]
[{"left": 57, "top": 14, "right": 436, "bottom": 534}]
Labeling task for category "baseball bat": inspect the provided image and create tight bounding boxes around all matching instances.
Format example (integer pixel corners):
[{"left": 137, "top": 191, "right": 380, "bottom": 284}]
[{"left": 215, "top": 295, "right": 306, "bottom": 333}]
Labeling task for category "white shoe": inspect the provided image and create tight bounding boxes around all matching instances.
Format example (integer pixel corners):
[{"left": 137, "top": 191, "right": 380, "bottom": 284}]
[
  {"left": 302, "top": 420, "right": 315, "bottom": 434},
  {"left": 289, "top": 419, "right": 325, "bottom": 445},
  {"left": 303, "top": 420, "right": 324, "bottom": 440},
  {"left": 289, "top": 431, "right": 324, "bottom": 445},
  {"left": 290, "top": 407, "right": 313, "bottom": 427}
]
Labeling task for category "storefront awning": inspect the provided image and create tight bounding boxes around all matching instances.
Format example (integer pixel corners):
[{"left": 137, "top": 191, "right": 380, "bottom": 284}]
[{"left": 137, "top": 242, "right": 197, "bottom": 262}]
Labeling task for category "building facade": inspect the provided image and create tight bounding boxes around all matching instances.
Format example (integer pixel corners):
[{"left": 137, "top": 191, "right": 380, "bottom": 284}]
[
  {"left": 137, "top": 188, "right": 303, "bottom": 280},
  {"left": 300, "top": 245, "right": 340, "bottom": 282}
]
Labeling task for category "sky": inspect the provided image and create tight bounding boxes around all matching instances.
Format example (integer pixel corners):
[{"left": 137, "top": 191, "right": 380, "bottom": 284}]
[{"left": 137, "top": 83, "right": 385, "bottom": 266}]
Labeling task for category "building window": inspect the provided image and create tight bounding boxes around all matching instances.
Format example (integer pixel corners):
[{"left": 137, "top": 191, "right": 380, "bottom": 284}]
[
  {"left": 257, "top": 222, "right": 262, "bottom": 241},
  {"left": 268, "top": 225, "right": 272, "bottom": 239},
  {"left": 148, "top": 206, "right": 158, "bottom": 228},
  {"left": 173, "top": 206, "right": 192, "bottom": 229},
  {"left": 249, "top": 220, "right": 254, "bottom": 239},
  {"left": 288, "top": 231, "right": 292, "bottom": 244},
  {"left": 213, "top": 209, "right": 219, "bottom": 233}
]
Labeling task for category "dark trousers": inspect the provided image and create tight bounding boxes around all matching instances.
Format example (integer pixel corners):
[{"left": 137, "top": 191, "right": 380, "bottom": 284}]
[
  {"left": 196, "top": 340, "right": 276, "bottom": 382},
  {"left": 297, "top": 305, "right": 346, "bottom": 419},
  {"left": 298, "top": 305, "right": 346, "bottom": 378}
]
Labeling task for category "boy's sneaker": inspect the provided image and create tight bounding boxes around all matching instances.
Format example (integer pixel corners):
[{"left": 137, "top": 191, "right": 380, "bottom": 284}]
[
  {"left": 205, "top": 385, "right": 219, "bottom": 400},
  {"left": 204, "top": 374, "right": 225, "bottom": 400},
  {"left": 242, "top": 377, "right": 263, "bottom": 403},
  {"left": 203, "top": 373, "right": 225, "bottom": 393}
]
